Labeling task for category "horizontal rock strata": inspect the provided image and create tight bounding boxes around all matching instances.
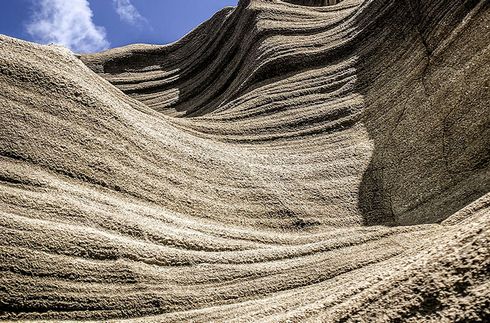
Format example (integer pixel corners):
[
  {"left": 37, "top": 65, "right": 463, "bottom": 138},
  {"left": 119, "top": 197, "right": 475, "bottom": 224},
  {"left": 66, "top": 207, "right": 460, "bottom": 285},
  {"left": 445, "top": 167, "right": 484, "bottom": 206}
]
[{"left": 0, "top": 0, "right": 489, "bottom": 321}]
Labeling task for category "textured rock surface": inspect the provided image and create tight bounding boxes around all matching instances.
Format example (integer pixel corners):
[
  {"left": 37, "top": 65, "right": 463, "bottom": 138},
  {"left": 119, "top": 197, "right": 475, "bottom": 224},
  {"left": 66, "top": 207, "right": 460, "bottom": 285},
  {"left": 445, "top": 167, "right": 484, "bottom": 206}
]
[{"left": 0, "top": 0, "right": 489, "bottom": 321}]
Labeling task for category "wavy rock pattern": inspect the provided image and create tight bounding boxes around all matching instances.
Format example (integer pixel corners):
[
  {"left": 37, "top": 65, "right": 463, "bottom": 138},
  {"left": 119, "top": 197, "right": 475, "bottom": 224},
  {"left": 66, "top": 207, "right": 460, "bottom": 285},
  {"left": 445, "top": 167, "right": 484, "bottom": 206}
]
[{"left": 1, "top": 0, "right": 489, "bottom": 321}]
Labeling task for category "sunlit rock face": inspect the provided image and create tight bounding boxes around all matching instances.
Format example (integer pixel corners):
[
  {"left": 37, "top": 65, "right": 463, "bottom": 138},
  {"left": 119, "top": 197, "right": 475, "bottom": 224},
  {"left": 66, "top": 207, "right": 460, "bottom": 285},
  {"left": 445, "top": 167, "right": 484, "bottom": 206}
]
[
  {"left": 0, "top": 0, "right": 489, "bottom": 321},
  {"left": 282, "top": 0, "right": 341, "bottom": 6}
]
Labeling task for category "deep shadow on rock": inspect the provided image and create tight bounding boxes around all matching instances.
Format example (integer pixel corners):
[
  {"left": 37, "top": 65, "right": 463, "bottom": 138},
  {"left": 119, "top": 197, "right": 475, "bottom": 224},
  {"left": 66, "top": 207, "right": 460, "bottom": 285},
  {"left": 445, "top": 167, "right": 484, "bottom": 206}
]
[{"left": 357, "top": 0, "right": 489, "bottom": 226}]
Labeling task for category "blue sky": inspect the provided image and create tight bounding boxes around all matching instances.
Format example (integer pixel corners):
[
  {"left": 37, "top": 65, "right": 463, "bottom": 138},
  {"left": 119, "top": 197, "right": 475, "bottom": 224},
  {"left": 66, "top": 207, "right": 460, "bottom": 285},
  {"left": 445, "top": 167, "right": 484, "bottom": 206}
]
[{"left": 0, "top": 0, "right": 238, "bottom": 53}]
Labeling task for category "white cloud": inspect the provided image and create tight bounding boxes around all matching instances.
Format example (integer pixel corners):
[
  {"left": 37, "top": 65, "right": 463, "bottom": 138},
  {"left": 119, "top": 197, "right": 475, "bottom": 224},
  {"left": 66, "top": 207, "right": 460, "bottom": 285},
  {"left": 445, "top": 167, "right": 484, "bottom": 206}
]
[
  {"left": 26, "top": 0, "right": 109, "bottom": 53},
  {"left": 113, "top": 0, "right": 147, "bottom": 26}
]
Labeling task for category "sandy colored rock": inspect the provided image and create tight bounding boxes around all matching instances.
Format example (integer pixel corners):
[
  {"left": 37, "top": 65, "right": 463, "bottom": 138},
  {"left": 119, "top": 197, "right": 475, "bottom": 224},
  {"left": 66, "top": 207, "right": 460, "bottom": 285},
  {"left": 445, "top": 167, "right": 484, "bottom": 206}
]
[{"left": 0, "top": 0, "right": 489, "bottom": 321}]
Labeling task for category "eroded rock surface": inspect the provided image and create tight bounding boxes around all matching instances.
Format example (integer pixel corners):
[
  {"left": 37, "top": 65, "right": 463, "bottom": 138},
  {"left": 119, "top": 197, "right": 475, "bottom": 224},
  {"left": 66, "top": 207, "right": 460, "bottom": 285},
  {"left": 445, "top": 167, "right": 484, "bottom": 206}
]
[{"left": 0, "top": 0, "right": 489, "bottom": 321}]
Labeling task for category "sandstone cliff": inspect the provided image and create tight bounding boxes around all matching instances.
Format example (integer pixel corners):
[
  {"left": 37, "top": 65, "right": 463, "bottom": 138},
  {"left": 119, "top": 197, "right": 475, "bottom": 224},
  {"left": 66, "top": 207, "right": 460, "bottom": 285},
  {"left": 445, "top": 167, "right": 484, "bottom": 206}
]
[{"left": 0, "top": 0, "right": 489, "bottom": 321}]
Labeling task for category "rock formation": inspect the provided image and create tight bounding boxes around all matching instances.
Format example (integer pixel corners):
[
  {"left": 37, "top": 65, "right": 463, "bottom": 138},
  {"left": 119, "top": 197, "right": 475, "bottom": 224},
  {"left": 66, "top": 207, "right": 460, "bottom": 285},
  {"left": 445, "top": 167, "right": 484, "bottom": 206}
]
[{"left": 0, "top": 0, "right": 489, "bottom": 321}]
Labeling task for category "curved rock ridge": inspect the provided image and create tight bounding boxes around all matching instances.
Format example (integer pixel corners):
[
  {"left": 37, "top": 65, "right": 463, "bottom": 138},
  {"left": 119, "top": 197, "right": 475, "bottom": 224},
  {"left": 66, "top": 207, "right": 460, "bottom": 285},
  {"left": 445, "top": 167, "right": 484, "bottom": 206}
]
[
  {"left": 282, "top": 0, "right": 342, "bottom": 6},
  {"left": 0, "top": 0, "right": 489, "bottom": 321}
]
